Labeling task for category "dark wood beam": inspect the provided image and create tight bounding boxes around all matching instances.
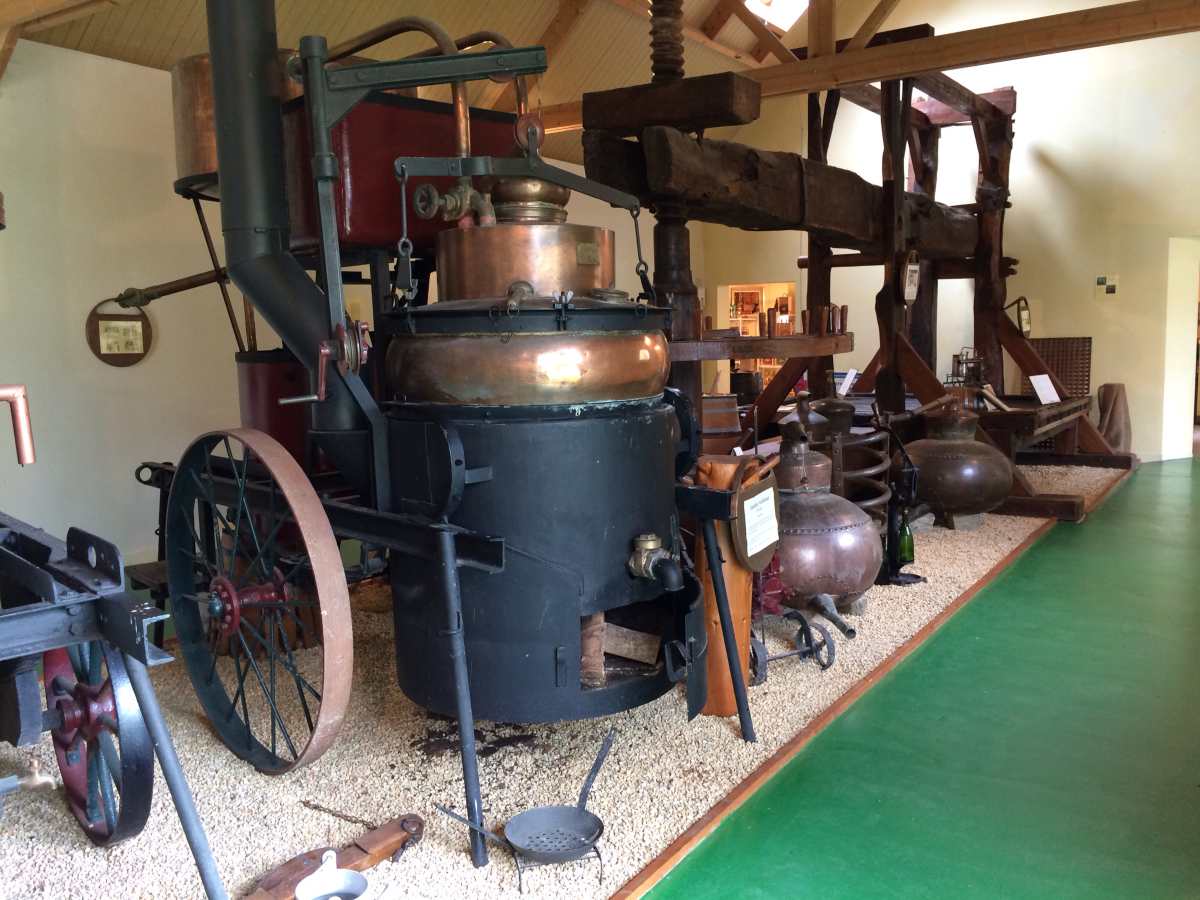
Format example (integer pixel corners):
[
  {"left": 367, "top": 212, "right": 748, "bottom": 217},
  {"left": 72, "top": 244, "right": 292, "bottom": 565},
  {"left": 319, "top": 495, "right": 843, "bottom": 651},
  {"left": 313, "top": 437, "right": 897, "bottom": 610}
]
[
  {"left": 913, "top": 87, "right": 1016, "bottom": 126},
  {"left": 602, "top": 126, "right": 977, "bottom": 257},
  {"left": 582, "top": 71, "right": 762, "bottom": 135},
  {"left": 595, "top": 126, "right": 978, "bottom": 256},
  {"left": 913, "top": 71, "right": 1004, "bottom": 121}
]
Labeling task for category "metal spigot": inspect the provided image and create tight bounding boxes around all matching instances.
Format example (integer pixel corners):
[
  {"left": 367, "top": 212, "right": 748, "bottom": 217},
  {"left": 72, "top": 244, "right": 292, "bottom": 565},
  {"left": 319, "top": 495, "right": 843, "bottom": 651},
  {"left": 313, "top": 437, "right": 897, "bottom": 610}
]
[{"left": 628, "top": 533, "right": 683, "bottom": 591}]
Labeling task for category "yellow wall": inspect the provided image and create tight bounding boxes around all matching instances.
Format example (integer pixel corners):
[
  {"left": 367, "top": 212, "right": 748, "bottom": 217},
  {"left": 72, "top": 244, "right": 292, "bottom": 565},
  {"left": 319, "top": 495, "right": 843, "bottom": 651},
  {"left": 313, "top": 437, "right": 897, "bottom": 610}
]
[
  {"left": 0, "top": 41, "right": 244, "bottom": 559},
  {"left": 702, "top": 0, "right": 1200, "bottom": 460}
]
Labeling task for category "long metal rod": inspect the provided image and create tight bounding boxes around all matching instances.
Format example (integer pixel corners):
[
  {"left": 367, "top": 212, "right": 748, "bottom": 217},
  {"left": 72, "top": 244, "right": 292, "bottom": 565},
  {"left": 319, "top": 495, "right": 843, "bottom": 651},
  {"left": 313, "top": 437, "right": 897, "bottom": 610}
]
[
  {"left": 192, "top": 198, "right": 245, "bottom": 353},
  {"left": 436, "top": 528, "right": 488, "bottom": 867},
  {"left": 123, "top": 655, "right": 227, "bottom": 900},
  {"left": 701, "top": 518, "right": 757, "bottom": 743}
]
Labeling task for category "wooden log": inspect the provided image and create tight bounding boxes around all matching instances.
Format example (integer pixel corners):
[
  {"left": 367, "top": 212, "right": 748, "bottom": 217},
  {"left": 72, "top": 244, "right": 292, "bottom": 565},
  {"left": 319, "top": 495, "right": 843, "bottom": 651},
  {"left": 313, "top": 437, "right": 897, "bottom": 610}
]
[
  {"left": 995, "top": 493, "right": 1086, "bottom": 522},
  {"left": 604, "top": 623, "right": 661, "bottom": 665},
  {"left": 695, "top": 456, "right": 753, "bottom": 718},
  {"left": 581, "top": 71, "right": 762, "bottom": 136},
  {"left": 637, "top": 127, "right": 978, "bottom": 257}
]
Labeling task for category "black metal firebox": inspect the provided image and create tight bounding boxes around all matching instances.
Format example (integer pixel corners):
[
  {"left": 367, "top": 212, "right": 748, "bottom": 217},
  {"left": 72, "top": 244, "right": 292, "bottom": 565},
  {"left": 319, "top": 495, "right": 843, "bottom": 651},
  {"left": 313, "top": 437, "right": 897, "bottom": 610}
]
[{"left": 389, "top": 398, "right": 702, "bottom": 723}]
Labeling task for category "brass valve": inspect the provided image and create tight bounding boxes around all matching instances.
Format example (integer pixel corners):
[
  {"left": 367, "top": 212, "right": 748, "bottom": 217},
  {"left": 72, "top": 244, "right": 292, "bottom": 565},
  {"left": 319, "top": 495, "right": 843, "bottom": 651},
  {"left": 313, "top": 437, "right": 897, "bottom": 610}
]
[{"left": 628, "top": 533, "right": 670, "bottom": 580}]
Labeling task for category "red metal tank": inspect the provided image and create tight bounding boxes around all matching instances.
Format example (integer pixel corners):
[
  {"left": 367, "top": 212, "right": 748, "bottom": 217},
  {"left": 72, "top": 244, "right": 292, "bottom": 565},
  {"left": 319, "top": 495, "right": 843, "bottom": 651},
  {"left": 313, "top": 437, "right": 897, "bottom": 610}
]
[
  {"left": 282, "top": 94, "right": 520, "bottom": 253},
  {"left": 235, "top": 349, "right": 310, "bottom": 466}
]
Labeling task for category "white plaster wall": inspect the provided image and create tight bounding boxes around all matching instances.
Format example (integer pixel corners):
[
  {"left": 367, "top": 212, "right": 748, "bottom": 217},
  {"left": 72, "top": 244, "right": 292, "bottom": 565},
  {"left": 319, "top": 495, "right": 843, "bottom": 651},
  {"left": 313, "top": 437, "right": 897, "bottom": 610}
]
[
  {"left": 1164, "top": 238, "right": 1200, "bottom": 456},
  {"left": 0, "top": 41, "right": 243, "bottom": 561}
]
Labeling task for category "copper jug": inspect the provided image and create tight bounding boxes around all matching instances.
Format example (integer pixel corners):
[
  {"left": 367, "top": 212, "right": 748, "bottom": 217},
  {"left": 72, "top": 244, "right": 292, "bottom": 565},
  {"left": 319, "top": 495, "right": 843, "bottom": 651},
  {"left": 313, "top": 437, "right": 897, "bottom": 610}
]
[
  {"left": 777, "top": 422, "right": 832, "bottom": 491},
  {"left": 777, "top": 486, "right": 883, "bottom": 611},
  {"left": 898, "top": 408, "right": 1013, "bottom": 521}
]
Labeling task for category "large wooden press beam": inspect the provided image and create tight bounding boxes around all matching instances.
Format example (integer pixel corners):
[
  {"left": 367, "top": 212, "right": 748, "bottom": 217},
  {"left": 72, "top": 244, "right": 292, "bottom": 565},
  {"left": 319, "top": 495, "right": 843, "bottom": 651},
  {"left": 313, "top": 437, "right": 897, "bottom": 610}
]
[
  {"left": 583, "top": 71, "right": 762, "bottom": 135},
  {"left": 746, "top": 0, "right": 1200, "bottom": 96},
  {"left": 593, "top": 126, "right": 978, "bottom": 257}
]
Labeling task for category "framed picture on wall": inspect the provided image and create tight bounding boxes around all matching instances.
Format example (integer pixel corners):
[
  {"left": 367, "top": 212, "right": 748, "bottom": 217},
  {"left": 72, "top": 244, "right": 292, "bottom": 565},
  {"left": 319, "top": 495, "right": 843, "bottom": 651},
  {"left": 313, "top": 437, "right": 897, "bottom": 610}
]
[{"left": 733, "top": 289, "right": 762, "bottom": 315}]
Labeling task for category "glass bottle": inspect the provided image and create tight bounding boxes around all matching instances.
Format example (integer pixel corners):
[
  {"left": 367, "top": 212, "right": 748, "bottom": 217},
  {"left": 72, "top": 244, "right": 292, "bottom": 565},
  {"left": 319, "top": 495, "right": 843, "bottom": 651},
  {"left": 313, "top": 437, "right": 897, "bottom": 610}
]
[{"left": 898, "top": 511, "right": 915, "bottom": 566}]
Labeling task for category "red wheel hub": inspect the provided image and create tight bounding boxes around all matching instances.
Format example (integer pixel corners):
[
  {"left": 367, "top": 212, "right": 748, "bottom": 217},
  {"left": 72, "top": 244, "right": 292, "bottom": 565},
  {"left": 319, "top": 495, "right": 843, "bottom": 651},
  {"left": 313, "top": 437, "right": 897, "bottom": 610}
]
[
  {"left": 208, "top": 571, "right": 285, "bottom": 637},
  {"left": 53, "top": 679, "right": 117, "bottom": 746}
]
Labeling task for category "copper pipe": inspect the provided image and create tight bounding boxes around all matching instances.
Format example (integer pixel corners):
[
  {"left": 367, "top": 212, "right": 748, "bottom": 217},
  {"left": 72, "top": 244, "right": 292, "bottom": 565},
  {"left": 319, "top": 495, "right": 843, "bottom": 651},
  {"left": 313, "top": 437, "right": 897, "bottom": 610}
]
[
  {"left": 327, "top": 17, "right": 470, "bottom": 157},
  {"left": 0, "top": 384, "right": 35, "bottom": 465}
]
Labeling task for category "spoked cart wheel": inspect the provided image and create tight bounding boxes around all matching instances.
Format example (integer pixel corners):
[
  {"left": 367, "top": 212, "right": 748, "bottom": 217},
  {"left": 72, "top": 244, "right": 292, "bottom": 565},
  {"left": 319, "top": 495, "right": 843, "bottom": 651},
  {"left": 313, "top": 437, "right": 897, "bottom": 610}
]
[
  {"left": 43, "top": 640, "right": 154, "bottom": 845},
  {"left": 165, "top": 427, "right": 351, "bottom": 774}
]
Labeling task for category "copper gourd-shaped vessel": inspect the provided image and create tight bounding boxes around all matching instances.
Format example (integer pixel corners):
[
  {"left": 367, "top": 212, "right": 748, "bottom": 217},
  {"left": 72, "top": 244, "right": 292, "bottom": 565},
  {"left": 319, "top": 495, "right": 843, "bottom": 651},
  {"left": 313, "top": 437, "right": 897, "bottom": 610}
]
[
  {"left": 898, "top": 407, "right": 1013, "bottom": 521},
  {"left": 775, "top": 429, "right": 882, "bottom": 611}
]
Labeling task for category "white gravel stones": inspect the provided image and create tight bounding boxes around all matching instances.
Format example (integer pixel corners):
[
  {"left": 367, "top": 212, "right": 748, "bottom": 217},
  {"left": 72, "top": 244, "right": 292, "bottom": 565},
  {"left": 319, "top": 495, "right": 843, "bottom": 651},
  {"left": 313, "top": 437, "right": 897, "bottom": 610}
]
[{"left": 2, "top": 468, "right": 1119, "bottom": 898}]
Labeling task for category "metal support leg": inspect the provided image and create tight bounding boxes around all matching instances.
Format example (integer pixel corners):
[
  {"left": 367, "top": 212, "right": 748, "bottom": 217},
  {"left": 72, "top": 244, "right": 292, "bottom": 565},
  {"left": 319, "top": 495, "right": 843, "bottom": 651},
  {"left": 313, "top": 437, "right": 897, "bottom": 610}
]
[
  {"left": 437, "top": 528, "right": 488, "bottom": 867},
  {"left": 701, "top": 518, "right": 757, "bottom": 743},
  {"left": 123, "top": 655, "right": 227, "bottom": 900}
]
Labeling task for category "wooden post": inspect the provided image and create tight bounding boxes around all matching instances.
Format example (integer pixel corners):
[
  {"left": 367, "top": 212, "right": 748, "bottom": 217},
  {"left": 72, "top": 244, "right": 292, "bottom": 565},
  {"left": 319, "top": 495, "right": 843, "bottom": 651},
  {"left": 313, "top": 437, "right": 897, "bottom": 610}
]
[
  {"left": 805, "top": 87, "right": 840, "bottom": 398},
  {"left": 907, "top": 124, "right": 941, "bottom": 372},
  {"left": 972, "top": 113, "right": 1014, "bottom": 389},
  {"left": 648, "top": 0, "right": 704, "bottom": 417},
  {"left": 874, "top": 79, "right": 913, "bottom": 413}
]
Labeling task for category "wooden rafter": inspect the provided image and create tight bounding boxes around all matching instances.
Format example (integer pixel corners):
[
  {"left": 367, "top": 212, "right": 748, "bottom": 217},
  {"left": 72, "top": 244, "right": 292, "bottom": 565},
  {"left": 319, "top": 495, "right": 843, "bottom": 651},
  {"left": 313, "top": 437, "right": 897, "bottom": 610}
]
[
  {"left": 747, "top": 0, "right": 1200, "bottom": 96},
  {"left": 0, "top": 24, "right": 18, "bottom": 80},
  {"left": 0, "top": 0, "right": 91, "bottom": 27},
  {"left": 480, "top": 0, "right": 589, "bottom": 110},
  {"left": 20, "top": 0, "right": 114, "bottom": 31},
  {"left": 806, "top": 0, "right": 836, "bottom": 58},
  {"left": 845, "top": 0, "right": 903, "bottom": 51},
  {"left": 603, "top": 0, "right": 765, "bottom": 67},
  {"left": 726, "top": 0, "right": 794, "bottom": 65}
]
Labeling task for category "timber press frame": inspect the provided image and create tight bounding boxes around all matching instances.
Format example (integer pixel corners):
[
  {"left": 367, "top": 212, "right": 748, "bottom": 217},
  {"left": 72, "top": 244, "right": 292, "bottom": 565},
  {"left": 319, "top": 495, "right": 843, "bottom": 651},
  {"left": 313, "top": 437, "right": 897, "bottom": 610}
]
[{"left": 580, "top": 14, "right": 1135, "bottom": 522}]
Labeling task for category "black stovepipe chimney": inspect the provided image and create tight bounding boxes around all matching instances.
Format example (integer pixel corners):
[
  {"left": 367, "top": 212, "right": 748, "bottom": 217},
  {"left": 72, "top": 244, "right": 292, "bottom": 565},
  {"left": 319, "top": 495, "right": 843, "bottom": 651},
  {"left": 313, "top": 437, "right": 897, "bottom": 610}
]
[{"left": 205, "top": 0, "right": 361, "bottom": 435}]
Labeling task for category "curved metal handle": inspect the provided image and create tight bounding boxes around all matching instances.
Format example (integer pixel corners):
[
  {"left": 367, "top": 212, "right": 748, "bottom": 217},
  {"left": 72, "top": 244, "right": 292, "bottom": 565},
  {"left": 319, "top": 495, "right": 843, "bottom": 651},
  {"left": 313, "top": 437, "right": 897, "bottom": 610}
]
[
  {"left": 434, "top": 803, "right": 510, "bottom": 849},
  {"left": 576, "top": 729, "right": 616, "bottom": 810},
  {"left": 0, "top": 384, "right": 35, "bottom": 465}
]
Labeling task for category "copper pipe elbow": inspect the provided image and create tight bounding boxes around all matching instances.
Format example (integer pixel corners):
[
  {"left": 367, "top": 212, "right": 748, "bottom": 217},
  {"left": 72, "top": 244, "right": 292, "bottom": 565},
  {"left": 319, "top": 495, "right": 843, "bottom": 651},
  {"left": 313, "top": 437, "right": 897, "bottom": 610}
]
[
  {"left": 327, "top": 16, "right": 471, "bottom": 157},
  {"left": 0, "top": 384, "right": 35, "bottom": 465}
]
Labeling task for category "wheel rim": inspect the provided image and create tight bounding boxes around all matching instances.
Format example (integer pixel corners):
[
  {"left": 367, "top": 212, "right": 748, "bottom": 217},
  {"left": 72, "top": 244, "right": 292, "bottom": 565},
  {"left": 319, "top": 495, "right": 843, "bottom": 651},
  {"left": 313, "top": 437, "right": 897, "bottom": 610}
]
[
  {"left": 165, "top": 427, "right": 352, "bottom": 774},
  {"left": 44, "top": 641, "right": 153, "bottom": 845}
]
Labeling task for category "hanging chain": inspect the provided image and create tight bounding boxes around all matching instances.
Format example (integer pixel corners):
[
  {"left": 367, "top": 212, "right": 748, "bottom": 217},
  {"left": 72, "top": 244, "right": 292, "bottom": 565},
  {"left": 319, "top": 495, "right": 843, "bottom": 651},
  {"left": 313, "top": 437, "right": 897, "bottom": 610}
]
[
  {"left": 394, "top": 164, "right": 417, "bottom": 304},
  {"left": 630, "top": 207, "right": 656, "bottom": 304}
]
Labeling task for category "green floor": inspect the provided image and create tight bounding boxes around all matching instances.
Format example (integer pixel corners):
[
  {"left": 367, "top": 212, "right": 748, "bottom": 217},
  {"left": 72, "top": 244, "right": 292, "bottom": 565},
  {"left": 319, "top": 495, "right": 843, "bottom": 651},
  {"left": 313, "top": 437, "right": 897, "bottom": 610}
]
[{"left": 650, "top": 460, "right": 1200, "bottom": 900}]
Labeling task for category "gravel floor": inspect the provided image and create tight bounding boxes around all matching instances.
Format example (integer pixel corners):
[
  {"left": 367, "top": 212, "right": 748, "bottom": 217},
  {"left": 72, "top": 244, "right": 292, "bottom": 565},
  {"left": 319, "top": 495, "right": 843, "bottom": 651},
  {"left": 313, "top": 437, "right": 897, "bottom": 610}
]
[{"left": 0, "top": 471, "right": 1120, "bottom": 899}]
